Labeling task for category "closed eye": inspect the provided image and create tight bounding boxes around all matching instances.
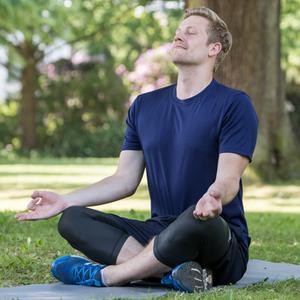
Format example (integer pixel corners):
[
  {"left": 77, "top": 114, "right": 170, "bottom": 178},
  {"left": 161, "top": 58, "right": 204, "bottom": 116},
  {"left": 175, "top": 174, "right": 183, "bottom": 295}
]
[{"left": 187, "top": 29, "right": 197, "bottom": 35}]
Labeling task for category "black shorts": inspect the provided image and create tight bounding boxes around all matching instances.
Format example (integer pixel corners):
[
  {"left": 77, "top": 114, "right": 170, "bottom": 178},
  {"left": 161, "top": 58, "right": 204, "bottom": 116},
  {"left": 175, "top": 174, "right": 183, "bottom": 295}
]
[
  {"left": 88, "top": 211, "right": 248, "bottom": 285},
  {"left": 59, "top": 207, "right": 248, "bottom": 285}
]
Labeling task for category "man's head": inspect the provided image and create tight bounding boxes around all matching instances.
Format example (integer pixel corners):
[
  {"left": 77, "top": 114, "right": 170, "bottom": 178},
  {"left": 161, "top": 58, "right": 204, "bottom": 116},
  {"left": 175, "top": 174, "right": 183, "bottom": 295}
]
[{"left": 170, "top": 7, "right": 232, "bottom": 72}]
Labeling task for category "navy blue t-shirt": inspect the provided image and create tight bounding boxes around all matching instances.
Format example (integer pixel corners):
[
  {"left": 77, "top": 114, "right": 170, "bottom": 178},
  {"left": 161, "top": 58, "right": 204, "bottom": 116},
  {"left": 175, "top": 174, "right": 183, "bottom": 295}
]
[{"left": 122, "top": 79, "right": 258, "bottom": 249}]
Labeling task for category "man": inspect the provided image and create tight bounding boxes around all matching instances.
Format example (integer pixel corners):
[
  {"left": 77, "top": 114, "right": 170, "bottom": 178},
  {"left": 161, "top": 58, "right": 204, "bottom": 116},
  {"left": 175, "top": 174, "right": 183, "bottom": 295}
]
[{"left": 16, "top": 7, "right": 258, "bottom": 292}]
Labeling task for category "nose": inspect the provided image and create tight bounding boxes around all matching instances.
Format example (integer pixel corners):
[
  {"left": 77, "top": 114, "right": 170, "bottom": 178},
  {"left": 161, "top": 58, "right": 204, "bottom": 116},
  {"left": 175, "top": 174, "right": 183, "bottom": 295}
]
[{"left": 174, "top": 32, "right": 184, "bottom": 42}]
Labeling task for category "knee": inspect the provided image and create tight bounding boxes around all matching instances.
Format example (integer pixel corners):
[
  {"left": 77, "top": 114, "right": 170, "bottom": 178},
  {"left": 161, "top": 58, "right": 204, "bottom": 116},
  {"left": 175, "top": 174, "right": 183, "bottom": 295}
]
[
  {"left": 154, "top": 210, "right": 199, "bottom": 255},
  {"left": 153, "top": 209, "right": 199, "bottom": 266},
  {"left": 153, "top": 206, "right": 224, "bottom": 267},
  {"left": 179, "top": 205, "right": 225, "bottom": 234},
  {"left": 58, "top": 206, "right": 85, "bottom": 239},
  {"left": 154, "top": 226, "right": 197, "bottom": 267}
]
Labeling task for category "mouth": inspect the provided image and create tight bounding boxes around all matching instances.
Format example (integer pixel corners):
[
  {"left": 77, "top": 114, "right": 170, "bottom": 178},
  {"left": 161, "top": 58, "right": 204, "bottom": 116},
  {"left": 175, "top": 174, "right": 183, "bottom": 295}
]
[{"left": 173, "top": 44, "right": 187, "bottom": 49}]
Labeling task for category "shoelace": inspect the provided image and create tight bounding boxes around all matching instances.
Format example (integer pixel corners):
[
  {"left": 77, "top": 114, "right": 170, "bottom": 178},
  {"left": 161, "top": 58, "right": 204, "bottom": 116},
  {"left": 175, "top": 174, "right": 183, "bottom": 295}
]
[
  {"left": 73, "top": 262, "right": 101, "bottom": 284},
  {"left": 161, "top": 272, "right": 173, "bottom": 285}
]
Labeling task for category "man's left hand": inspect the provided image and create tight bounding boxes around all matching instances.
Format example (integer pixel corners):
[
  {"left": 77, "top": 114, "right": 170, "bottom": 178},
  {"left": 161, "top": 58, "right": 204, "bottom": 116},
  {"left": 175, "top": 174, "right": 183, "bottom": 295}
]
[{"left": 193, "top": 189, "right": 223, "bottom": 220}]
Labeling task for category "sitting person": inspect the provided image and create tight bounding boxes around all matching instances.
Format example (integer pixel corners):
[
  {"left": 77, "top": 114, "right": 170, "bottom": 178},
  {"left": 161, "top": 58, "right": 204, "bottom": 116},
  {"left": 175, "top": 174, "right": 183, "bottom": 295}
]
[{"left": 16, "top": 7, "right": 258, "bottom": 292}]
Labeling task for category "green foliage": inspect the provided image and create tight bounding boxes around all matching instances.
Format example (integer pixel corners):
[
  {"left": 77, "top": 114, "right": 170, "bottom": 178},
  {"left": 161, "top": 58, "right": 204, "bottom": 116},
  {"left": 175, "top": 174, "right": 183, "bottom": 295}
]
[
  {"left": 283, "top": 0, "right": 300, "bottom": 169},
  {"left": 0, "top": 0, "right": 183, "bottom": 157},
  {"left": 109, "top": 4, "right": 182, "bottom": 70},
  {"left": 36, "top": 56, "right": 129, "bottom": 157},
  {"left": 0, "top": 100, "right": 20, "bottom": 158},
  {"left": 0, "top": 0, "right": 76, "bottom": 62},
  {"left": 287, "top": 82, "right": 300, "bottom": 141},
  {"left": 281, "top": 0, "right": 300, "bottom": 83},
  {"left": 0, "top": 56, "right": 128, "bottom": 158}
]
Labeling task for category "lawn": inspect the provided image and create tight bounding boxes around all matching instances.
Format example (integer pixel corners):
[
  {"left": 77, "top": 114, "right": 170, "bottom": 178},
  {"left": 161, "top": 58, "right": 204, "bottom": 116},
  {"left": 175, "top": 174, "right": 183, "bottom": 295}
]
[{"left": 0, "top": 158, "right": 299, "bottom": 299}]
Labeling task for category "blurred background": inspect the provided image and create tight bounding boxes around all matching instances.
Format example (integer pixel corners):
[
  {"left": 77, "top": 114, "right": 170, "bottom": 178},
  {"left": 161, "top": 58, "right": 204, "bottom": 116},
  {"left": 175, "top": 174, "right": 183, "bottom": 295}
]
[
  {"left": 0, "top": 0, "right": 299, "bottom": 181},
  {"left": 1, "top": 1, "right": 300, "bottom": 290}
]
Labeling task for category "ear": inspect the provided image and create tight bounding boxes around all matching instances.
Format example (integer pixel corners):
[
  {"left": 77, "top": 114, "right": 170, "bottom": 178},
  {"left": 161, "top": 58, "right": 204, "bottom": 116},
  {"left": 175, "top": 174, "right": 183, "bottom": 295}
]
[{"left": 208, "top": 42, "right": 222, "bottom": 57}]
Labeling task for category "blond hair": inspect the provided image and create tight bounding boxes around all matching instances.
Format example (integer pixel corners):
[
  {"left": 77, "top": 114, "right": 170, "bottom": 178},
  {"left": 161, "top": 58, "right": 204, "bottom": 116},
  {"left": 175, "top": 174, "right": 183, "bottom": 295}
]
[{"left": 184, "top": 7, "right": 232, "bottom": 72}]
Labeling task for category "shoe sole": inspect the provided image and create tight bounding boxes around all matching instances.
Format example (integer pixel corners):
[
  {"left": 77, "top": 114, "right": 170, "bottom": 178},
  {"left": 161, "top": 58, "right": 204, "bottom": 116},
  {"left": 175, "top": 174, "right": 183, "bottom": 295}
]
[{"left": 172, "top": 261, "right": 213, "bottom": 292}]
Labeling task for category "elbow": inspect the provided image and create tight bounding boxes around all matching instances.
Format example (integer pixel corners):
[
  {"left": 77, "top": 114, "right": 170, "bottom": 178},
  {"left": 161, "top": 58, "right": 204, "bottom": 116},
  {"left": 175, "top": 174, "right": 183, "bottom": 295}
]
[
  {"left": 122, "top": 180, "right": 139, "bottom": 197},
  {"left": 124, "top": 185, "right": 139, "bottom": 198},
  {"left": 113, "top": 173, "right": 140, "bottom": 198}
]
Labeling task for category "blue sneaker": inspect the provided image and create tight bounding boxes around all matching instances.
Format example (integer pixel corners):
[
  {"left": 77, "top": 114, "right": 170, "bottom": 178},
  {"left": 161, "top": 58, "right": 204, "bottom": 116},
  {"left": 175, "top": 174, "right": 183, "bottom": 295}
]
[
  {"left": 161, "top": 261, "right": 213, "bottom": 293},
  {"left": 51, "top": 255, "right": 105, "bottom": 287}
]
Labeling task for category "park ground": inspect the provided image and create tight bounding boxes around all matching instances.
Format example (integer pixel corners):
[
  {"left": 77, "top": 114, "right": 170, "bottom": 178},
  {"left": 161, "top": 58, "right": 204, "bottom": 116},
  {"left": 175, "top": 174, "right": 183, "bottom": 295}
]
[{"left": 0, "top": 158, "right": 299, "bottom": 299}]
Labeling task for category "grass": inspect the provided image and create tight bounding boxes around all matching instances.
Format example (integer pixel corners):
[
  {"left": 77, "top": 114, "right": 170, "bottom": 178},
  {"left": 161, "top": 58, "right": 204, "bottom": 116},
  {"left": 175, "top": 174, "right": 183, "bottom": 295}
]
[
  {"left": 0, "top": 158, "right": 300, "bottom": 299},
  {"left": 0, "top": 210, "right": 149, "bottom": 287},
  {"left": 1, "top": 158, "right": 300, "bottom": 212},
  {"left": 0, "top": 211, "right": 299, "bottom": 299}
]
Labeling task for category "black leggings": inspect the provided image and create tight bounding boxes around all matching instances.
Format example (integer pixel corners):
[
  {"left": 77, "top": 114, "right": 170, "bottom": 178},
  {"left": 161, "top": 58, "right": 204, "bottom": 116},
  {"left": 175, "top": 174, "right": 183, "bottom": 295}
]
[{"left": 58, "top": 205, "right": 247, "bottom": 285}]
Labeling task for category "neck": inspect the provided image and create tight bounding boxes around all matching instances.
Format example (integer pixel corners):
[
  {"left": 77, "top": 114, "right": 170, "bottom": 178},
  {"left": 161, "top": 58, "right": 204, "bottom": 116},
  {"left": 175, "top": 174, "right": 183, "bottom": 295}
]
[{"left": 176, "top": 64, "right": 213, "bottom": 100}]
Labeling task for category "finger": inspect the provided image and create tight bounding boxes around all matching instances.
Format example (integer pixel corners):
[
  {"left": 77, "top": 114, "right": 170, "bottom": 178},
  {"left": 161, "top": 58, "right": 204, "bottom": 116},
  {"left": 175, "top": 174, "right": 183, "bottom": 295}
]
[
  {"left": 15, "top": 212, "right": 28, "bottom": 221},
  {"left": 193, "top": 208, "right": 201, "bottom": 217},
  {"left": 31, "top": 190, "right": 47, "bottom": 199},
  {"left": 15, "top": 212, "right": 40, "bottom": 221},
  {"left": 193, "top": 213, "right": 208, "bottom": 221},
  {"left": 193, "top": 208, "right": 202, "bottom": 215},
  {"left": 193, "top": 209, "right": 209, "bottom": 220},
  {"left": 27, "top": 197, "right": 42, "bottom": 210},
  {"left": 31, "top": 190, "right": 40, "bottom": 198},
  {"left": 15, "top": 212, "right": 31, "bottom": 221}
]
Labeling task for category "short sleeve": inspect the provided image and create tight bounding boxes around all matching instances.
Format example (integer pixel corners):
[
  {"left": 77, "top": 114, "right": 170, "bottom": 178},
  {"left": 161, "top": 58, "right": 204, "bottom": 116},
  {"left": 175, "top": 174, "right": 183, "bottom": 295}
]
[
  {"left": 121, "top": 98, "right": 142, "bottom": 151},
  {"left": 219, "top": 93, "right": 258, "bottom": 162}
]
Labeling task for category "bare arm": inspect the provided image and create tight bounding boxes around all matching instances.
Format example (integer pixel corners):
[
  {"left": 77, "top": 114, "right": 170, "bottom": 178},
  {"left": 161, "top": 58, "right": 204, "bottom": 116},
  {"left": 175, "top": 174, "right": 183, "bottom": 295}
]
[
  {"left": 16, "top": 150, "right": 145, "bottom": 220},
  {"left": 193, "top": 153, "right": 249, "bottom": 219},
  {"left": 211, "top": 152, "right": 249, "bottom": 205},
  {"left": 63, "top": 150, "right": 145, "bottom": 208}
]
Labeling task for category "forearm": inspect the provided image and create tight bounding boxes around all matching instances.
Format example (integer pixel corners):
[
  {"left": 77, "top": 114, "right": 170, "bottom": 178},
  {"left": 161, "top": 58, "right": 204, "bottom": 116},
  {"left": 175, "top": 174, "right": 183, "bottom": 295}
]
[
  {"left": 208, "top": 177, "right": 240, "bottom": 205},
  {"left": 63, "top": 174, "right": 136, "bottom": 208},
  {"left": 195, "top": 154, "right": 248, "bottom": 219}
]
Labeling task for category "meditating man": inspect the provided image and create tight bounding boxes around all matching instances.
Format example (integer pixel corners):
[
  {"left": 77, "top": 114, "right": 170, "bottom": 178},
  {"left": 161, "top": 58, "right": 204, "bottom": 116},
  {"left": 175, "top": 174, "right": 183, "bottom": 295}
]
[{"left": 16, "top": 7, "right": 258, "bottom": 292}]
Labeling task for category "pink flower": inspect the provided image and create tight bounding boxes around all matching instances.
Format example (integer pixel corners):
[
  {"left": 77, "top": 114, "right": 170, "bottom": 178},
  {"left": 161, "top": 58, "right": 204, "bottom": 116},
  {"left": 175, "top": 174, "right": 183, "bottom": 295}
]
[{"left": 116, "top": 64, "right": 128, "bottom": 76}]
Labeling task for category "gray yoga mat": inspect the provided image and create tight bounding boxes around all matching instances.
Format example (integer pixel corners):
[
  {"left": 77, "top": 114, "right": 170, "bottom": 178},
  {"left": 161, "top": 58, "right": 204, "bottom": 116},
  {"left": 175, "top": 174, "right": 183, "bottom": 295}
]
[{"left": 0, "top": 259, "right": 299, "bottom": 300}]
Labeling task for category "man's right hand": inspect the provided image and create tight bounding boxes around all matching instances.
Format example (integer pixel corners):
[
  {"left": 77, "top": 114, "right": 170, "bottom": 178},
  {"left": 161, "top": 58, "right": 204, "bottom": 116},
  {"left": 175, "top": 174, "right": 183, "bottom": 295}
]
[{"left": 15, "top": 191, "right": 68, "bottom": 221}]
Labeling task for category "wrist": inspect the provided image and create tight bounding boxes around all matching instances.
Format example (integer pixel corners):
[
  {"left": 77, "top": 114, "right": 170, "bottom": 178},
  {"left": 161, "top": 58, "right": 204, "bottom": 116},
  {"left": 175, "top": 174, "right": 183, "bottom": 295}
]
[
  {"left": 210, "top": 179, "right": 238, "bottom": 205},
  {"left": 61, "top": 195, "right": 72, "bottom": 210},
  {"left": 208, "top": 182, "right": 225, "bottom": 200}
]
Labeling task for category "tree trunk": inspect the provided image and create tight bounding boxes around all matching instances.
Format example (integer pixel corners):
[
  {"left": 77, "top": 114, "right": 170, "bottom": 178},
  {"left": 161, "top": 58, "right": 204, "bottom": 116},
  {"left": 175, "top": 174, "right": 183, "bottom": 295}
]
[
  {"left": 186, "top": 0, "right": 297, "bottom": 179},
  {"left": 19, "top": 44, "right": 39, "bottom": 150}
]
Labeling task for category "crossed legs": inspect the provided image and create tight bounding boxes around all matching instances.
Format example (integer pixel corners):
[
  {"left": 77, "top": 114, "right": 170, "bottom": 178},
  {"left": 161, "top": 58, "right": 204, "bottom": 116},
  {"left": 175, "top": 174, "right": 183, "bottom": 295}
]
[
  {"left": 103, "top": 238, "right": 170, "bottom": 286},
  {"left": 57, "top": 205, "right": 234, "bottom": 286},
  {"left": 116, "top": 236, "right": 144, "bottom": 264}
]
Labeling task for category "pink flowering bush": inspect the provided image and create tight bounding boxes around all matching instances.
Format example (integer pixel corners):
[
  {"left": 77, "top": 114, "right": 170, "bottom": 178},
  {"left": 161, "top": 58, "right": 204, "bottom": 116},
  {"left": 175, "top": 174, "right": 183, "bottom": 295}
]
[{"left": 117, "top": 43, "right": 177, "bottom": 103}]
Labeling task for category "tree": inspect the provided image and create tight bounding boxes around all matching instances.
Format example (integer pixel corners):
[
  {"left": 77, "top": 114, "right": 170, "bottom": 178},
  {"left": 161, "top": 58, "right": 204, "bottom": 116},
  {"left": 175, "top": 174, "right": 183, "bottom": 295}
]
[
  {"left": 0, "top": 0, "right": 167, "bottom": 151},
  {"left": 0, "top": 0, "right": 96, "bottom": 149},
  {"left": 185, "top": 0, "right": 298, "bottom": 179}
]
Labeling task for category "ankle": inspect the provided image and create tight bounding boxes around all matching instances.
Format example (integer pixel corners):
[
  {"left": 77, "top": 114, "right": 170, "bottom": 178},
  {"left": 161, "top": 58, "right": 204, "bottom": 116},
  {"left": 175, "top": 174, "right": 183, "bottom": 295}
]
[{"left": 101, "top": 267, "right": 111, "bottom": 286}]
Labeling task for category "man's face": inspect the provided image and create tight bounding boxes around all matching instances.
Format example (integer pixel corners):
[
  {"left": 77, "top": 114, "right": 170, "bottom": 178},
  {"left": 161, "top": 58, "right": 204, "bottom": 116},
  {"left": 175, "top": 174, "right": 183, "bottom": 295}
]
[{"left": 170, "top": 15, "right": 211, "bottom": 66}]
